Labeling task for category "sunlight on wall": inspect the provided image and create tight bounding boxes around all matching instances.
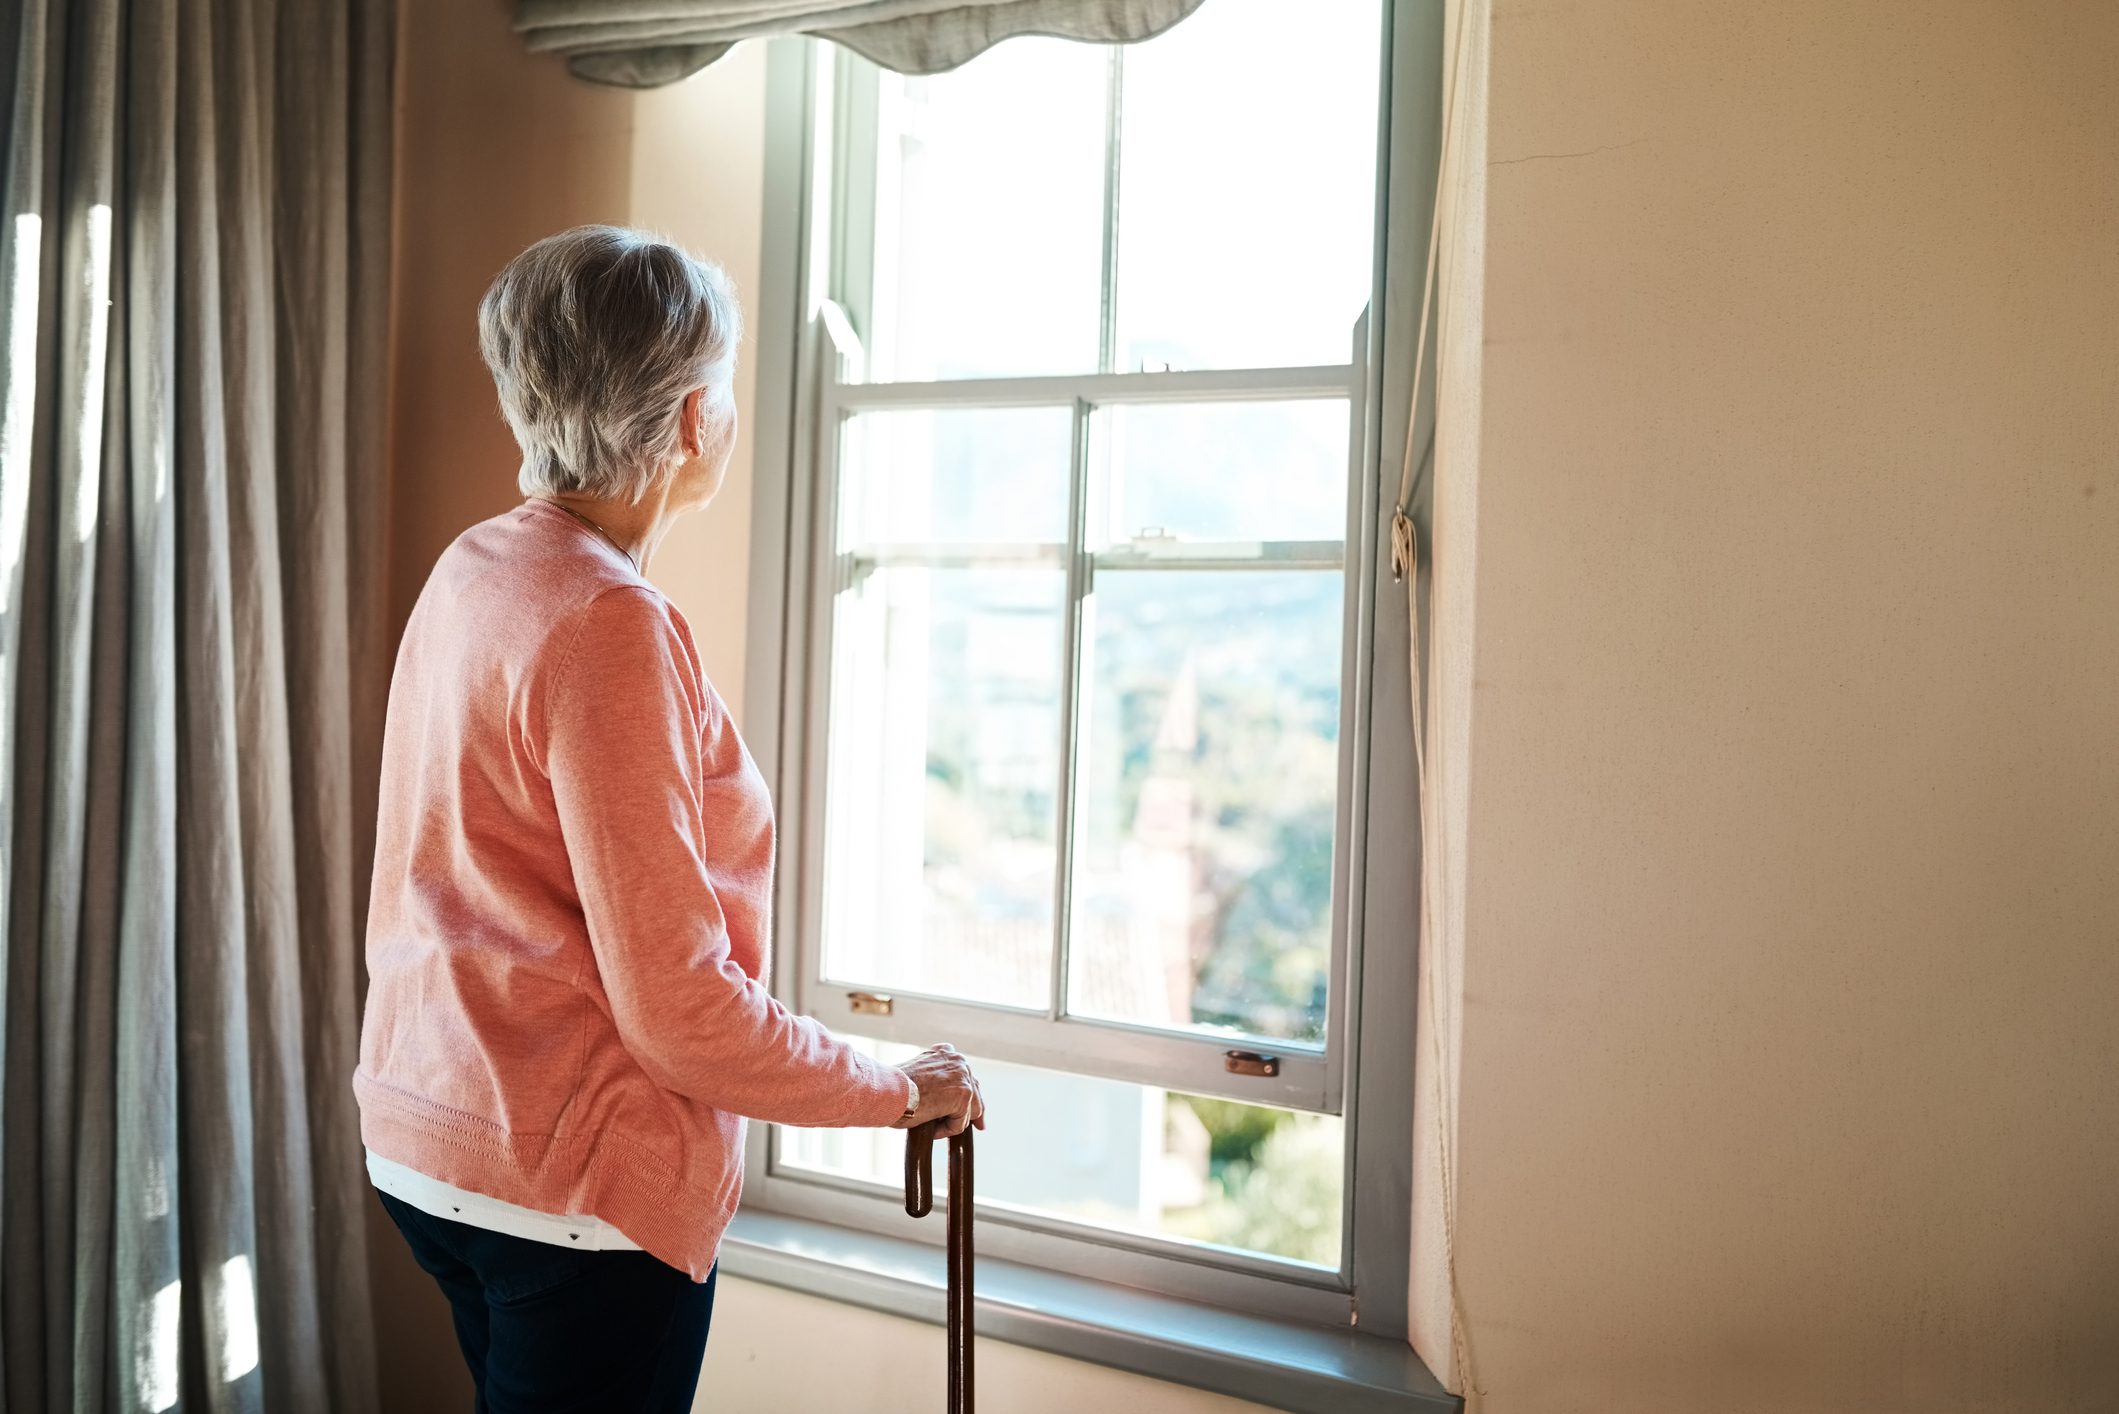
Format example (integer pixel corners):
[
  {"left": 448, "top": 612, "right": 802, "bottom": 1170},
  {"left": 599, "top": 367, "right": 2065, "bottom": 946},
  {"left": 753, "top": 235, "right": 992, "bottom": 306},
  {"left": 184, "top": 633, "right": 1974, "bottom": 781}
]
[
  {"left": 76, "top": 203, "right": 112, "bottom": 544},
  {"left": 0, "top": 211, "right": 41, "bottom": 615}
]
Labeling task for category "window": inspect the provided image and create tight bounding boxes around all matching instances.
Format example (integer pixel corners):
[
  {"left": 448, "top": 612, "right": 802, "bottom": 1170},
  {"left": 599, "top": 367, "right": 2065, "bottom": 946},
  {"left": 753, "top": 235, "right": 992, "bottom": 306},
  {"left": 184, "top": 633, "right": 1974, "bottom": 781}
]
[{"left": 745, "top": 0, "right": 1426, "bottom": 1335}]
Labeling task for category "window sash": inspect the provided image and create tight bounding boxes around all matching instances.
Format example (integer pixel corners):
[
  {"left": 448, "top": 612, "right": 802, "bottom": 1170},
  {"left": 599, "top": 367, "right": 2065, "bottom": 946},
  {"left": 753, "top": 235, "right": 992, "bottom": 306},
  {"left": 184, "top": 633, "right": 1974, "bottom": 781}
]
[
  {"left": 822, "top": 364, "right": 1357, "bottom": 411},
  {"left": 794, "top": 303, "right": 1367, "bottom": 1112}
]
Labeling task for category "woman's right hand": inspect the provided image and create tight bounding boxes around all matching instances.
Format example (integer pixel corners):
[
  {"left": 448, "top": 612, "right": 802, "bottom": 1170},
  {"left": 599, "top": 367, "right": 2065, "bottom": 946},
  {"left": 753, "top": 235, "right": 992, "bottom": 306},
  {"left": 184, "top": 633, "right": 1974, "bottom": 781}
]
[{"left": 892, "top": 1044, "right": 985, "bottom": 1135}]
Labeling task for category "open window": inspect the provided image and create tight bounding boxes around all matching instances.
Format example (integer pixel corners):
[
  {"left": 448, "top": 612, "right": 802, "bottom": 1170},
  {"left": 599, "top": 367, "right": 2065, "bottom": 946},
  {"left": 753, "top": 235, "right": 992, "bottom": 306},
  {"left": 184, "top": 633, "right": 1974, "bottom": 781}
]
[{"left": 743, "top": 0, "right": 1434, "bottom": 1338}]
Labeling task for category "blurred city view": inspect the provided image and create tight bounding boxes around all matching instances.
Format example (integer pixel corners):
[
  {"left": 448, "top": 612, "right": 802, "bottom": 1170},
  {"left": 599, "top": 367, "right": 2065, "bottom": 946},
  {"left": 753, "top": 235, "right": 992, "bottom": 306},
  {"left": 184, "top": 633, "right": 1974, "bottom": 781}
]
[
  {"left": 783, "top": 1046, "right": 1345, "bottom": 1269},
  {"left": 823, "top": 406, "right": 1349, "bottom": 1040}
]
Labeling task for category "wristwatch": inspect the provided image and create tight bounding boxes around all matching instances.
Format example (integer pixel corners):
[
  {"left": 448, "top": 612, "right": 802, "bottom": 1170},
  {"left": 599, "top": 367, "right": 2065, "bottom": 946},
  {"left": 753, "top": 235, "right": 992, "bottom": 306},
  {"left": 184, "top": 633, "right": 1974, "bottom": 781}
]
[{"left": 900, "top": 1076, "right": 920, "bottom": 1123}]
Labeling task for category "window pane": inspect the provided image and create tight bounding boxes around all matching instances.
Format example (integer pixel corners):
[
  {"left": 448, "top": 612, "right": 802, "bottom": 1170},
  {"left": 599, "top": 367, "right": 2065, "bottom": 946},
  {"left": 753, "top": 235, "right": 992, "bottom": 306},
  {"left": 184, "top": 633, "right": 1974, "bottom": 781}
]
[
  {"left": 864, "top": 42, "right": 1109, "bottom": 381},
  {"left": 779, "top": 1042, "right": 1345, "bottom": 1268},
  {"left": 822, "top": 566, "right": 1063, "bottom": 1011},
  {"left": 1068, "top": 571, "right": 1342, "bottom": 1043},
  {"left": 1095, "top": 400, "right": 1350, "bottom": 546},
  {"left": 839, "top": 407, "right": 1074, "bottom": 548},
  {"left": 1113, "top": 0, "right": 1382, "bottom": 371}
]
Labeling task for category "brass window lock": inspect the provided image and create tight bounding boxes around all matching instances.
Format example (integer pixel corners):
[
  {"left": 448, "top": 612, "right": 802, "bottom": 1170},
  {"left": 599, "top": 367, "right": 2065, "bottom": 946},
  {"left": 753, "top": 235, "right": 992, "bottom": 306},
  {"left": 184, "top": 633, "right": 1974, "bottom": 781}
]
[{"left": 1223, "top": 1050, "right": 1281, "bottom": 1078}]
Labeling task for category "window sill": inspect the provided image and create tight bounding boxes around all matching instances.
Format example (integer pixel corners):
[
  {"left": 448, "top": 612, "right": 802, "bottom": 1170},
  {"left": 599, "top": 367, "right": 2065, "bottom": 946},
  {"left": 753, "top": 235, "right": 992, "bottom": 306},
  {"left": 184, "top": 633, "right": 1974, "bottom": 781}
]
[{"left": 718, "top": 1209, "right": 1461, "bottom": 1414}]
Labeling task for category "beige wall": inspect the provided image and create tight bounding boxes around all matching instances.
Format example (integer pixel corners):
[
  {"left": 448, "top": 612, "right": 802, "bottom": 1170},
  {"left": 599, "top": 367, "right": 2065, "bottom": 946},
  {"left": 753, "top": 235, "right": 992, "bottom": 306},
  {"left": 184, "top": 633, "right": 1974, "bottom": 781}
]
[
  {"left": 1418, "top": 2, "right": 2119, "bottom": 1410},
  {"left": 386, "top": 2, "right": 626, "bottom": 642},
  {"left": 375, "top": 4, "right": 1277, "bottom": 1410}
]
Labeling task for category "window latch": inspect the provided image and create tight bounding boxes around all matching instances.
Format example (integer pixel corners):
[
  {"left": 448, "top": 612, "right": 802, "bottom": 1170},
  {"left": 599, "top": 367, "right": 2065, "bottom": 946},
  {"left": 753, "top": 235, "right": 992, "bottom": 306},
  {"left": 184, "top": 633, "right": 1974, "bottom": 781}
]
[
  {"left": 1223, "top": 1049, "right": 1281, "bottom": 1078},
  {"left": 849, "top": 991, "right": 895, "bottom": 1017}
]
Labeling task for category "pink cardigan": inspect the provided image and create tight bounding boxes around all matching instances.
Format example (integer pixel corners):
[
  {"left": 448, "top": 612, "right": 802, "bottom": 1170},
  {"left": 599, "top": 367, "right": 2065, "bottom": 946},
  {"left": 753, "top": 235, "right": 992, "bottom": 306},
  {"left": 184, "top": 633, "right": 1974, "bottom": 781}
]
[{"left": 355, "top": 498, "right": 908, "bottom": 1279}]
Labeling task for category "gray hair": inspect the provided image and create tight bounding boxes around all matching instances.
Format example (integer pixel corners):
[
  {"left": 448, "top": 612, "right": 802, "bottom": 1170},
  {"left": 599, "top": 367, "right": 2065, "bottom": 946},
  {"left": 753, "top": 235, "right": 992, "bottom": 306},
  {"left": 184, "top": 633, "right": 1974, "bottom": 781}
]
[{"left": 478, "top": 225, "right": 742, "bottom": 504}]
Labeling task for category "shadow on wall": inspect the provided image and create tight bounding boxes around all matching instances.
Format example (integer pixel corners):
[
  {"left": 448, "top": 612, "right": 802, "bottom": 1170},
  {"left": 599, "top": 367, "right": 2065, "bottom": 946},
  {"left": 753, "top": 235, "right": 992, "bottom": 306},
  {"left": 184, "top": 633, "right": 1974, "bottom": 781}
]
[{"left": 366, "top": 1193, "right": 470, "bottom": 1410}]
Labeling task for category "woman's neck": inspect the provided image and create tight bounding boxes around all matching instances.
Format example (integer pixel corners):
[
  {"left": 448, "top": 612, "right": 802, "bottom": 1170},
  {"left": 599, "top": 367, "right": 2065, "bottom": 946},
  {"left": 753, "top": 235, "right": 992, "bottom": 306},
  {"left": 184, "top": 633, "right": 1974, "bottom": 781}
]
[{"left": 541, "top": 488, "right": 672, "bottom": 574}]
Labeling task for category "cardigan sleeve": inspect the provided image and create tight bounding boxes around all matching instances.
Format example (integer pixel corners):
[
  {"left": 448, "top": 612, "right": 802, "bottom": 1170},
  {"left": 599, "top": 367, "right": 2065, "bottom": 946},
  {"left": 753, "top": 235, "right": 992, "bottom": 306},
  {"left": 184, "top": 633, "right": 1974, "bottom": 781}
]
[{"left": 542, "top": 585, "right": 911, "bottom": 1129}]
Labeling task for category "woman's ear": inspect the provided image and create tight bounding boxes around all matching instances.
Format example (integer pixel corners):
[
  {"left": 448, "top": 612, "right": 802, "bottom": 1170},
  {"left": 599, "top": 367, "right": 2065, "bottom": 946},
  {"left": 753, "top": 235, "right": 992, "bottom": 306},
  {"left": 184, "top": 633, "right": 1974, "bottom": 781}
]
[{"left": 682, "top": 387, "right": 711, "bottom": 458}]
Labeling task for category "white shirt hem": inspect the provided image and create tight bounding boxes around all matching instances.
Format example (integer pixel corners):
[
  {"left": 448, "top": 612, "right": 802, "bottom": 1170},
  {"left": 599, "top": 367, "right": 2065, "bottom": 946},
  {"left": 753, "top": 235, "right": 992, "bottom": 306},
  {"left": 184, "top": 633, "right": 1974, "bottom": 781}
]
[{"left": 365, "top": 1150, "right": 642, "bottom": 1253}]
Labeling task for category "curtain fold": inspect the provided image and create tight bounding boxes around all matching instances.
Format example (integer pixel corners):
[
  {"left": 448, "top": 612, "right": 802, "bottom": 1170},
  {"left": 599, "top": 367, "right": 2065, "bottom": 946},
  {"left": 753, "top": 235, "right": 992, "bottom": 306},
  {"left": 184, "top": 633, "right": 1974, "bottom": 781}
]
[
  {"left": 0, "top": 0, "right": 392, "bottom": 1409},
  {"left": 515, "top": 0, "right": 1205, "bottom": 87}
]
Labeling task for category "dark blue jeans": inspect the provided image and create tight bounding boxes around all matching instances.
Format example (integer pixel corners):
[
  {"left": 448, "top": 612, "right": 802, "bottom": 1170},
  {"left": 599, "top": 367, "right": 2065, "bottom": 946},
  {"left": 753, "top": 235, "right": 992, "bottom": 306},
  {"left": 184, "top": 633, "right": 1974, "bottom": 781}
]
[{"left": 378, "top": 1190, "right": 717, "bottom": 1414}]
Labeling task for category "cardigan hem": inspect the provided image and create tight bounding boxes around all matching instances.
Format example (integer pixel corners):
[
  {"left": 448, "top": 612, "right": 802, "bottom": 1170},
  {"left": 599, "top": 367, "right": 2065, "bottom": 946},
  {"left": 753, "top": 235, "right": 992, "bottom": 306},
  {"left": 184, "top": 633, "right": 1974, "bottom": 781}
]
[{"left": 355, "top": 1070, "right": 739, "bottom": 1281}]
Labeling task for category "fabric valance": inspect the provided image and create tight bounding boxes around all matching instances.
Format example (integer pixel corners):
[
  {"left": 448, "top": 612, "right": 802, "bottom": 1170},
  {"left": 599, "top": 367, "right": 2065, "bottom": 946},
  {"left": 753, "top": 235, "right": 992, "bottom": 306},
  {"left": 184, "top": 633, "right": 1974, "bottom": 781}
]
[{"left": 516, "top": 0, "right": 1206, "bottom": 87}]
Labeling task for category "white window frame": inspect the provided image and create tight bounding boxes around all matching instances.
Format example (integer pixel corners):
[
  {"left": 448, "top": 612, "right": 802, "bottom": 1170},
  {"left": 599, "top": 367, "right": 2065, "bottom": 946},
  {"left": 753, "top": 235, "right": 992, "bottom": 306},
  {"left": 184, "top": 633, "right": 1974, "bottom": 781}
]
[{"left": 739, "top": 0, "right": 1441, "bottom": 1340}]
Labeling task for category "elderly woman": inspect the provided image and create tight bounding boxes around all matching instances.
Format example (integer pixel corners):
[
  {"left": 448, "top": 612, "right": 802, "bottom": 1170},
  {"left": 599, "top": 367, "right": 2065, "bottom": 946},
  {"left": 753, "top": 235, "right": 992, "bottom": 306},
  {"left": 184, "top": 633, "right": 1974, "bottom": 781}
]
[{"left": 355, "top": 226, "right": 983, "bottom": 1413}]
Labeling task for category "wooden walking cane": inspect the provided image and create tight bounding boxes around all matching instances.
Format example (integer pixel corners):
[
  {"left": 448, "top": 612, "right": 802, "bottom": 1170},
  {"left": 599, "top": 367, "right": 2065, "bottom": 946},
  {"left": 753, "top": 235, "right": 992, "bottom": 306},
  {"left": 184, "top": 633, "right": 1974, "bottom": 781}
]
[{"left": 904, "top": 1119, "right": 974, "bottom": 1414}]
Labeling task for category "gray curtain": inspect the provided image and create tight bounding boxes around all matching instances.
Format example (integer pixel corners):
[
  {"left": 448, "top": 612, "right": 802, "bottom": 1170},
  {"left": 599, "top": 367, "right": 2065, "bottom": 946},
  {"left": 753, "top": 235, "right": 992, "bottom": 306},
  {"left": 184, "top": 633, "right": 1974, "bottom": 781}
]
[
  {"left": 0, "top": 0, "right": 392, "bottom": 1410},
  {"left": 517, "top": 0, "right": 1205, "bottom": 87}
]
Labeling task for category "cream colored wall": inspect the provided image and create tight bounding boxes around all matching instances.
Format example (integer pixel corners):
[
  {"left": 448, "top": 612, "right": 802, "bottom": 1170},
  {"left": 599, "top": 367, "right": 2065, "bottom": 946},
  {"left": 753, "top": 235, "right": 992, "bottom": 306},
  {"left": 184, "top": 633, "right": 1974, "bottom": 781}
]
[
  {"left": 375, "top": 5, "right": 1279, "bottom": 1411},
  {"left": 384, "top": 0, "right": 628, "bottom": 642},
  {"left": 1418, "top": 2, "right": 2119, "bottom": 1410}
]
